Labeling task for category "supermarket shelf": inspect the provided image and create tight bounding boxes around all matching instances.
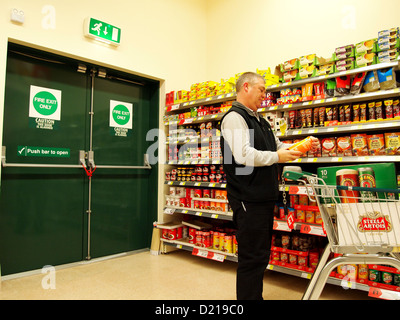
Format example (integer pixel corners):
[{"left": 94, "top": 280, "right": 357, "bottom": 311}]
[
  {"left": 161, "top": 238, "right": 238, "bottom": 262},
  {"left": 163, "top": 206, "right": 233, "bottom": 221},
  {"left": 165, "top": 92, "right": 236, "bottom": 113},
  {"left": 265, "top": 59, "right": 400, "bottom": 92},
  {"left": 167, "top": 158, "right": 223, "bottom": 165},
  {"left": 165, "top": 180, "right": 227, "bottom": 189},
  {"left": 166, "top": 136, "right": 220, "bottom": 145},
  {"left": 163, "top": 237, "right": 400, "bottom": 298},
  {"left": 288, "top": 155, "right": 400, "bottom": 164},
  {"left": 276, "top": 119, "right": 400, "bottom": 138},
  {"left": 165, "top": 112, "right": 225, "bottom": 127},
  {"left": 258, "top": 88, "right": 400, "bottom": 113}
]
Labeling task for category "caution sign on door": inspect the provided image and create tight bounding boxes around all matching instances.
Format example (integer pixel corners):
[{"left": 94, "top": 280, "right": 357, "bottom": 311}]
[
  {"left": 109, "top": 100, "right": 133, "bottom": 137},
  {"left": 29, "top": 85, "right": 62, "bottom": 130}
]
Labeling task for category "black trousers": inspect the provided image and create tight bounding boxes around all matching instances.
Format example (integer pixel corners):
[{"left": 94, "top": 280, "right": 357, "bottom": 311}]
[{"left": 229, "top": 194, "right": 275, "bottom": 300}]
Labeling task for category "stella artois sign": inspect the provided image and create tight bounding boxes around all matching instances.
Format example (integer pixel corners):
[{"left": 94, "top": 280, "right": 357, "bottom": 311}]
[
  {"left": 357, "top": 211, "right": 392, "bottom": 232},
  {"left": 337, "top": 202, "right": 400, "bottom": 247}
]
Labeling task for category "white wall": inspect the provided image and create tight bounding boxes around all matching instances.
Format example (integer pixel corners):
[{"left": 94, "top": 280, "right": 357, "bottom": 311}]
[
  {"left": 0, "top": 0, "right": 208, "bottom": 91},
  {"left": 206, "top": 0, "right": 400, "bottom": 83}
]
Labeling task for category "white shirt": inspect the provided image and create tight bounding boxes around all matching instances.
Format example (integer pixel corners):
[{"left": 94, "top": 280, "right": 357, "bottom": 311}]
[{"left": 221, "top": 106, "right": 289, "bottom": 167}]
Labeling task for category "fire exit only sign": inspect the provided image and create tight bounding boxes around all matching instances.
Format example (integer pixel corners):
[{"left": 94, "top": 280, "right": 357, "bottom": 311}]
[{"left": 84, "top": 17, "right": 121, "bottom": 46}]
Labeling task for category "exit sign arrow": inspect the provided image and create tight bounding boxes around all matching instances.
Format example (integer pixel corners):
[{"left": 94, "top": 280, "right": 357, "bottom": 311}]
[{"left": 84, "top": 17, "right": 121, "bottom": 46}]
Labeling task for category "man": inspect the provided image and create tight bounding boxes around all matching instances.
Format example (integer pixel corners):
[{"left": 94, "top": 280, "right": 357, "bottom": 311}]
[{"left": 220, "top": 72, "right": 319, "bottom": 300}]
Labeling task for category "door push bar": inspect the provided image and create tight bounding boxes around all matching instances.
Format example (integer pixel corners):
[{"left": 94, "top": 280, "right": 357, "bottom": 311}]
[
  {"left": 1, "top": 146, "right": 86, "bottom": 169},
  {"left": 88, "top": 151, "right": 152, "bottom": 170}
]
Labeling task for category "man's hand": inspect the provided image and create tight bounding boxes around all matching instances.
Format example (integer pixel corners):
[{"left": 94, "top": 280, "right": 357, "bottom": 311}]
[{"left": 277, "top": 149, "right": 303, "bottom": 163}]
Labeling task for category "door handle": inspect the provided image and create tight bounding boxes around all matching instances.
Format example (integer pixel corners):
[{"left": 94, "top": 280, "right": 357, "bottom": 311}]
[
  {"left": 1, "top": 146, "right": 87, "bottom": 169},
  {"left": 94, "top": 154, "right": 151, "bottom": 170}
]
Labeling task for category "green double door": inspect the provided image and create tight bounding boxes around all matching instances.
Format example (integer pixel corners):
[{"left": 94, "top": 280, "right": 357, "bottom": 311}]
[{"left": 0, "top": 43, "right": 159, "bottom": 276}]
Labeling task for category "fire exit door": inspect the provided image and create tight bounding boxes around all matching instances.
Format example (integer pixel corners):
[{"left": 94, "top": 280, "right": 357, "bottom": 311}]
[{"left": 0, "top": 43, "right": 159, "bottom": 275}]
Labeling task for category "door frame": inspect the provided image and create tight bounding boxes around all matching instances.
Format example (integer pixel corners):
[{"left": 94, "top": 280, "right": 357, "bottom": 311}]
[{"left": 0, "top": 40, "right": 163, "bottom": 274}]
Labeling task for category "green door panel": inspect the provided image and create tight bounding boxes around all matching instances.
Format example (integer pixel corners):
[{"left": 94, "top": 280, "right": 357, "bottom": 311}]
[
  {"left": 0, "top": 45, "right": 88, "bottom": 275},
  {"left": 0, "top": 43, "right": 159, "bottom": 275},
  {"left": 88, "top": 76, "right": 158, "bottom": 258}
]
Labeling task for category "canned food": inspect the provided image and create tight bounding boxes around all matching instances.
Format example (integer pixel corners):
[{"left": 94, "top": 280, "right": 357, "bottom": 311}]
[
  {"left": 215, "top": 190, "right": 222, "bottom": 199},
  {"left": 194, "top": 189, "right": 202, "bottom": 198},
  {"left": 358, "top": 264, "right": 368, "bottom": 280},
  {"left": 195, "top": 231, "right": 202, "bottom": 247},
  {"left": 219, "top": 233, "right": 226, "bottom": 251},
  {"left": 213, "top": 232, "right": 220, "bottom": 250},
  {"left": 224, "top": 235, "right": 233, "bottom": 253},
  {"left": 188, "top": 228, "right": 196, "bottom": 244},
  {"left": 203, "top": 201, "right": 210, "bottom": 210},
  {"left": 203, "top": 232, "right": 211, "bottom": 248},
  {"left": 169, "top": 228, "right": 177, "bottom": 240},
  {"left": 162, "top": 229, "right": 169, "bottom": 239},
  {"left": 203, "top": 189, "right": 211, "bottom": 198},
  {"left": 358, "top": 167, "right": 376, "bottom": 199},
  {"left": 210, "top": 202, "right": 217, "bottom": 211},
  {"left": 179, "top": 198, "right": 186, "bottom": 207},
  {"left": 369, "top": 269, "right": 381, "bottom": 282},
  {"left": 219, "top": 190, "right": 227, "bottom": 200},
  {"left": 382, "top": 271, "right": 393, "bottom": 285},
  {"left": 193, "top": 200, "right": 200, "bottom": 209}
]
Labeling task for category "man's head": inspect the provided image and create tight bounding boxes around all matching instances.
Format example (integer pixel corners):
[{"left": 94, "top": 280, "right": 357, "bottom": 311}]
[{"left": 236, "top": 72, "right": 266, "bottom": 111}]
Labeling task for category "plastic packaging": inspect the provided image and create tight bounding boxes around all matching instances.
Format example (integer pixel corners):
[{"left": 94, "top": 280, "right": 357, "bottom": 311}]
[
  {"left": 350, "top": 72, "right": 366, "bottom": 95},
  {"left": 363, "top": 70, "right": 380, "bottom": 92},
  {"left": 377, "top": 67, "right": 397, "bottom": 90},
  {"left": 335, "top": 75, "right": 351, "bottom": 96}
]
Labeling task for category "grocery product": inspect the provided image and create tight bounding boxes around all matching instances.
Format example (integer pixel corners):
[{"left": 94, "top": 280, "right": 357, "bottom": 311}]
[
  {"left": 350, "top": 72, "right": 366, "bottom": 95},
  {"left": 318, "top": 163, "right": 398, "bottom": 191},
  {"left": 321, "top": 137, "right": 337, "bottom": 157},
  {"left": 377, "top": 68, "right": 397, "bottom": 90},
  {"left": 336, "top": 136, "right": 352, "bottom": 156},
  {"left": 385, "top": 132, "right": 400, "bottom": 155},
  {"left": 289, "top": 136, "right": 313, "bottom": 154},
  {"left": 335, "top": 75, "right": 351, "bottom": 96},
  {"left": 363, "top": 70, "right": 380, "bottom": 92},
  {"left": 367, "top": 134, "right": 385, "bottom": 155},
  {"left": 351, "top": 133, "right": 368, "bottom": 156}
]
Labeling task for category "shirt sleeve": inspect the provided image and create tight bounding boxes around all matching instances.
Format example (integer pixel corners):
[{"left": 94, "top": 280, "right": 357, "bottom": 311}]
[{"left": 221, "top": 111, "right": 282, "bottom": 167}]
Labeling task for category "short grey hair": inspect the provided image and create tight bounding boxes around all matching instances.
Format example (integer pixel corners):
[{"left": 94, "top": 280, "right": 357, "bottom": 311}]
[{"left": 236, "top": 72, "right": 265, "bottom": 93}]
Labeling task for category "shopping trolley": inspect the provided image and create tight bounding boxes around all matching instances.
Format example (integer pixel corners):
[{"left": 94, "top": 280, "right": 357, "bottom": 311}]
[{"left": 283, "top": 170, "right": 400, "bottom": 300}]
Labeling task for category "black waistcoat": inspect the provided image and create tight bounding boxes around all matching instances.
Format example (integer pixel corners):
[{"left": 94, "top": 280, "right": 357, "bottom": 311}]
[{"left": 221, "top": 102, "right": 279, "bottom": 202}]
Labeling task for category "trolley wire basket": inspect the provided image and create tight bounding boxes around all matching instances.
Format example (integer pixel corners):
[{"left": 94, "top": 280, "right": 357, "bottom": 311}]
[{"left": 283, "top": 170, "right": 400, "bottom": 300}]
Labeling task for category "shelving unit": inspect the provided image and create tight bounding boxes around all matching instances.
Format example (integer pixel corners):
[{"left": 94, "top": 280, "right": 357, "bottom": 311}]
[{"left": 160, "top": 60, "right": 400, "bottom": 299}]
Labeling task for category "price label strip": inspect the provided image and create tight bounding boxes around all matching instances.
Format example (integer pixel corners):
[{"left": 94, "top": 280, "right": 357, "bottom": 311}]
[
  {"left": 368, "top": 287, "right": 400, "bottom": 300},
  {"left": 192, "top": 248, "right": 225, "bottom": 262}
]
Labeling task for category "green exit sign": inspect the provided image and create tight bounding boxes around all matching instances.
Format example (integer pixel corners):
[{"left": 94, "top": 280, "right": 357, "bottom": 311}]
[{"left": 84, "top": 17, "right": 121, "bottom": 46}]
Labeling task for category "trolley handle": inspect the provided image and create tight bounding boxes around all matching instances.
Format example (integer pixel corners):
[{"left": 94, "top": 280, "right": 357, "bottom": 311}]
[
  {"left": 336, "top": 185, "right": 400, "bottom": 194},
  {"left": 283, "top": 170, "right": 314, "bottom": 181}
]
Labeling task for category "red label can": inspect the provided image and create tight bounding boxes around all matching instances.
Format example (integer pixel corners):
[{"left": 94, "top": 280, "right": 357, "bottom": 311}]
[{"left": 188, "top": 228, "right": 196, "bottom": 244}]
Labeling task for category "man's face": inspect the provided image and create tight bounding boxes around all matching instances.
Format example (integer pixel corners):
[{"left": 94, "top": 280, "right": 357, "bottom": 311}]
[{"left": 245, "top": 78, "right": 266, "bottom": 111}]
